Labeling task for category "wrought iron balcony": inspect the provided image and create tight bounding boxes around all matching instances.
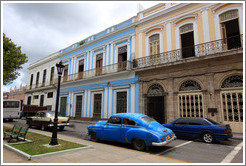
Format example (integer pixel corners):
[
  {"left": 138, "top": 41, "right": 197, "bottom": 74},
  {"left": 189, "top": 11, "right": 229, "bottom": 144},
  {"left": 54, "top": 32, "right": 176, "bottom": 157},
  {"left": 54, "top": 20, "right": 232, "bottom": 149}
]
[
  {"left": 27, "top": 80, "right": 58, "bottom": 90},
  {"left": 133, "top": 34, "right": 243, "bottom": 69},
  {"left": 61, "top": 61, "right": 132, "bottom": 83}
]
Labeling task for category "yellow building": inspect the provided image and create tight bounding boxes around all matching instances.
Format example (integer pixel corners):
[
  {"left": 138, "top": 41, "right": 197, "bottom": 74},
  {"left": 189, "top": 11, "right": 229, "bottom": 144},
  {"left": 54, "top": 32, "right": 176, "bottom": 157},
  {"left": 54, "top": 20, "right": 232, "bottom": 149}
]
[{"left": 133, "top": 3, "right": 243, "bottom": 133}]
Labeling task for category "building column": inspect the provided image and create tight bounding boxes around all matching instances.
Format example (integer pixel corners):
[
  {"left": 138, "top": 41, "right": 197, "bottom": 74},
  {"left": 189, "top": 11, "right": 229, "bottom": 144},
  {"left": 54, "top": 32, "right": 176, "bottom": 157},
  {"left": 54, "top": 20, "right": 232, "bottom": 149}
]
[
  {"left": 201, "top": 8, "right": 210, "bottom": 43},
  {"left": 165, "top": 78, "right": 175, "bottom": 123}
]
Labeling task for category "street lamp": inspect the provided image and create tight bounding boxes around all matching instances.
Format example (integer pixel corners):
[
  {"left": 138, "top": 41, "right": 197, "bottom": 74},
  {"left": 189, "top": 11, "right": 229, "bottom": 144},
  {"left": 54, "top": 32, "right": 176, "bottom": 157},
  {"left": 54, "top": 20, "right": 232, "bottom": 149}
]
[{"left": 50, "top": 61, "right": 65, "bottom": 145}]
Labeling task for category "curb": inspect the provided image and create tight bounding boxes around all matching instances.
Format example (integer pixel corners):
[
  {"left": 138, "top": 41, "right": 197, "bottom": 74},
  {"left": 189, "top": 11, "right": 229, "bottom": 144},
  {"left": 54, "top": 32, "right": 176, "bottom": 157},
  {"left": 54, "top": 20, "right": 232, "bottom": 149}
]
[{"left": 4, "top": 143, "right": 93, "bottom": 160}]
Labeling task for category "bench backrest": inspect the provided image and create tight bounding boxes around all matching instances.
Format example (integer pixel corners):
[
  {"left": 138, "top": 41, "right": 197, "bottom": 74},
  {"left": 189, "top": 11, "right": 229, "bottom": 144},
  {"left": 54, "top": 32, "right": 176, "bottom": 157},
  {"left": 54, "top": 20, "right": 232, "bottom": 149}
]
[
  {"left": 20, "top": 127, "right": 29, "bottom": 135},
  {"left": 13, "top": 126, "right": 22, "bottom": 133}
]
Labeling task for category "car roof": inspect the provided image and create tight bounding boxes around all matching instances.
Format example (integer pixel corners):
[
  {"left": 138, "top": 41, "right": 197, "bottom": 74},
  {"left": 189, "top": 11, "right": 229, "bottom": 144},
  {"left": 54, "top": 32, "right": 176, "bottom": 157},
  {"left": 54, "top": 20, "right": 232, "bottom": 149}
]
[{"left": 111, "top": 113, "right": 147, "bottom": 121}]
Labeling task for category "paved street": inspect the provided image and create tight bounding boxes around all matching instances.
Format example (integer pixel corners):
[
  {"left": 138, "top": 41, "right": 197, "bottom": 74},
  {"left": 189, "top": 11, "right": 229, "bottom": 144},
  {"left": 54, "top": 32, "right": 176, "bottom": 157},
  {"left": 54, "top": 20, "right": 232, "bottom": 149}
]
[{"left": 4, "top": 118, "right": 244, "bottom": 163}]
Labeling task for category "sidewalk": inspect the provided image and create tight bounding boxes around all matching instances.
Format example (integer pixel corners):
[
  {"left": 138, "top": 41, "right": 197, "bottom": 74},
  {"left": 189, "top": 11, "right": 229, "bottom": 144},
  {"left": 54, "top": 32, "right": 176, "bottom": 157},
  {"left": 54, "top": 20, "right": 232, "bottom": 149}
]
[{"left": 3, "top": 123, "right": 186, "bottom": 164}]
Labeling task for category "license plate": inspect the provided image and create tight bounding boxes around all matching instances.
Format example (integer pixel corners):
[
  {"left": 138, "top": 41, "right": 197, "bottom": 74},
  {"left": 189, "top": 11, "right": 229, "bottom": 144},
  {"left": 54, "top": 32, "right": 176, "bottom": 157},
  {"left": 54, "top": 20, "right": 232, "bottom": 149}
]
[
  {"left": 58, "top": 121, "right": 62, "bottom": 124},
  {"left": 166, "top": 135, "right": 171, "bottom": 140}
]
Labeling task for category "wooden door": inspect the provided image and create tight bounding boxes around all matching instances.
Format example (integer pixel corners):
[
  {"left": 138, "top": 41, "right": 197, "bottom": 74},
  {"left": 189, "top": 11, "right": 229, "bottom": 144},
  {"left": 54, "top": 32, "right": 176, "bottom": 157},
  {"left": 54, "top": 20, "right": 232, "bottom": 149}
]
[
  {"left": 93, "top": 94, "right": 102, "bottom": 120},
  {"left": 75, "top": 95, "right": 83, "bottom": 119}
]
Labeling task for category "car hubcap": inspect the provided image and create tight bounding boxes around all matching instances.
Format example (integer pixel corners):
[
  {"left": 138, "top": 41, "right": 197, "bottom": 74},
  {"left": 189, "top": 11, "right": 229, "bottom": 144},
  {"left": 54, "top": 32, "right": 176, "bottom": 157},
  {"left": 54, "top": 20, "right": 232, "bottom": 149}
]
[
  {"left": 135, "top": 139, "right": 145, "bottom": 149},
  {"left": 204, "top": 134, "right": 212, "bottom": 143}
]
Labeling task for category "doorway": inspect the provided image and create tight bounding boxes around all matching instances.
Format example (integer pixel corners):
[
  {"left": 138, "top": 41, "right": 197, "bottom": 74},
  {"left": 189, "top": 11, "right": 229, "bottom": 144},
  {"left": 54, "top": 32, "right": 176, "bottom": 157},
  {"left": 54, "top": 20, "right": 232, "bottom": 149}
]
[
  {"left": 93, "top": 94, "right": 102, "bottom": 120},
  {"left": 75, "top": 95, "right": 83, "bottom": 120},
  {"left": 181, "top": 31, "right": 195, "bottom": 58},
  {"left": 118, "top": 46, "right": 127, "bottom": 71},
  {"left": 221, "top": 19, "right": 241, "bottom": 50},
  {"left": 27, "top": 96, "right": 32, "bottom": 105},
  {"left": 147, "top": 96, "right": 165, "bottom": 124},
  {"left": 60, "top": 97, "right": 67, "bottom": 116},
  {"left": 40, "top": 95, "right": 44, "bottom": 107},
  {"left": 146, "top": 84, "right": 165, "bottom": 124}
]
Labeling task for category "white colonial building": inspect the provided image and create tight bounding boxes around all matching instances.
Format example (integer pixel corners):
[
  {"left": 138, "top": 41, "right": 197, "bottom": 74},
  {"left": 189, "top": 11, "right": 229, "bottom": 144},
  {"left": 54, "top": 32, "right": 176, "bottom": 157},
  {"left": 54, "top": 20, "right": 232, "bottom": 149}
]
[{"left": 25, "top": 52, "right": 60, "bottom": 111}]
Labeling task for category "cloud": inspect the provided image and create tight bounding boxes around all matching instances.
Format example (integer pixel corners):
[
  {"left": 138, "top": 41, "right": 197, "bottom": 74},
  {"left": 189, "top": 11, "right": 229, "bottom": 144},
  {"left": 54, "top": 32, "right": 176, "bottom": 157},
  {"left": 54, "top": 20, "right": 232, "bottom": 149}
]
[{"left": 2, "top": 2, "right": 160, "bottom": 91}]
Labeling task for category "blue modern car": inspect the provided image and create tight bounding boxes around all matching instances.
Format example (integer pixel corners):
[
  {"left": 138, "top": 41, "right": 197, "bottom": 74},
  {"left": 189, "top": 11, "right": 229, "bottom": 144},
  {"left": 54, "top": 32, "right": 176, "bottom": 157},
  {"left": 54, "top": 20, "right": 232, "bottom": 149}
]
[
  {"left": 163, "top": 117, "right": 232, "bottom": 143},
  {"left": 87, "top": 113, "right": 176, "bottom": 151}
]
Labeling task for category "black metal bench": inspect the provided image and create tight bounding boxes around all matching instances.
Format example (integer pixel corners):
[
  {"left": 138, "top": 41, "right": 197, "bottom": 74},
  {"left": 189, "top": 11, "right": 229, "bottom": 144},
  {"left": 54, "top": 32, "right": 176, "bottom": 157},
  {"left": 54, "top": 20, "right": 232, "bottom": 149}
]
[{"left": 4, "top": 125, "right": 29, "bottom": 143}]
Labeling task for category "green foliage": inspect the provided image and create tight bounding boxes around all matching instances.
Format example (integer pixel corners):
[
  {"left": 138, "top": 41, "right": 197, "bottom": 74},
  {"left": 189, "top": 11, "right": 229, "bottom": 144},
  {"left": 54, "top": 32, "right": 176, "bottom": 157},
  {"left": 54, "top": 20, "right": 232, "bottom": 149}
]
[
  {"left": 3, "top": 33, "right": 28, "bottom": 85},
  {"left": 79, "top": 40, "right": 85, "bottom": 45}
]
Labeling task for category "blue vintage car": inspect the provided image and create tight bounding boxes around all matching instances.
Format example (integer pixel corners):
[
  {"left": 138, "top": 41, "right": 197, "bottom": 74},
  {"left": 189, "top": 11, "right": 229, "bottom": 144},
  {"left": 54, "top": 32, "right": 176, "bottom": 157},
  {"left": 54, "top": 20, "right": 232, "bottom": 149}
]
[
  {"left": 163, "top": 117, "right": 232, "bottom": 143},
  {"left": 87, "top": 113, "right": 176, "bottom": 151}
]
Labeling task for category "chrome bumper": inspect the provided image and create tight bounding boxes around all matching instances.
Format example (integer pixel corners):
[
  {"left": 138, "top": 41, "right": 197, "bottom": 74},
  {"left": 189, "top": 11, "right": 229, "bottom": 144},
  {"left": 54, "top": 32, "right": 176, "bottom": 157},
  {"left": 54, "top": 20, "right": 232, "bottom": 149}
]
[
  {"left": 48, "top": 123, "right": 69, "bottom": 127},
  {"left": 152, "top": 136, "right": 177, "bottom": 146}
]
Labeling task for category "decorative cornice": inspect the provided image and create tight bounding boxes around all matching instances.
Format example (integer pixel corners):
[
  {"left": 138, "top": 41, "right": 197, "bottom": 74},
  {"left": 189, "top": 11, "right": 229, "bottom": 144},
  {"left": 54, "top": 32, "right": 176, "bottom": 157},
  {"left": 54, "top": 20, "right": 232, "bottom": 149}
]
[{"left": 174, "top": 14, "right": 198, "bottom": 25}]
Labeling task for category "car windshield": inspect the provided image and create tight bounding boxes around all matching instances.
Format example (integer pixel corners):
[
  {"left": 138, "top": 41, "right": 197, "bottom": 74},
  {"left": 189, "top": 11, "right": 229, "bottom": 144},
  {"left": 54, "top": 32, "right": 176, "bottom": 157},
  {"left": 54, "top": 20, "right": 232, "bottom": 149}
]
[
  {"left": 141, "top": 116, "right": 156, "bottom": 123},
  {"left": 205, "top": 118, "right": 219, "bottom": 125}
]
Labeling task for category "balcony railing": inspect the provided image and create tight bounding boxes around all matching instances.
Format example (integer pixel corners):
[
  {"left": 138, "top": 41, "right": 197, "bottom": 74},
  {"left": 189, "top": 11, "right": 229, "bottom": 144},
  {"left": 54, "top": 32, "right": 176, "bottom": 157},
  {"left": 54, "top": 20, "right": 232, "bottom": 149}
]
[
  {"left": 133, "top": 34, "right": 243, "bottom": 69},
  {"left": 27, "top": 35, "right": 243, "bottom": 89},
  {"left": 61, "top": 61, "right": 132, "bottom": 83},
  {"left": 27, "top": 80, "right": 58, "bottom": 90}
]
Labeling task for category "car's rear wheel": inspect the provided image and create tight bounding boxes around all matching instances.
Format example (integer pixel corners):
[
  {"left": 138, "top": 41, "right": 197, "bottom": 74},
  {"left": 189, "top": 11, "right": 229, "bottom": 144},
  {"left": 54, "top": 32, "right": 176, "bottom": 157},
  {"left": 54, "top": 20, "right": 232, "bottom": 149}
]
[
  {"left": 203, "top": 132, "right": 214, "bottom": 143},
  {"left": 90, "top": 132, "right": 98, "bottom": 142},
  {"left": 133, "top": 139, "right": 146, "bottom": 151},
  {"left": 41, "top": 124, "right": 46, "bottom": 131}
]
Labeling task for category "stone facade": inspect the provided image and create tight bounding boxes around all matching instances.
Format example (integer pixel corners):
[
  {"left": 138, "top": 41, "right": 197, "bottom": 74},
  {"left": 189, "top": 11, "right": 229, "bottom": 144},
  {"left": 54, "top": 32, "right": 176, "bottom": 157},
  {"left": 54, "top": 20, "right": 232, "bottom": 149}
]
[{"left": 136, "top": 50, "right": 243, "bottom": 132}]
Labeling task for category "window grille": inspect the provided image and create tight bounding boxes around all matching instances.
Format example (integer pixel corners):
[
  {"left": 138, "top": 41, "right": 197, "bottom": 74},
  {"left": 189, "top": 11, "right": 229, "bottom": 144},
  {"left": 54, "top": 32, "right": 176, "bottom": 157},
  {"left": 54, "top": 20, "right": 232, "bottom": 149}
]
[
  {"left": 221, "top": 91, "right": 243, "bottom": 122},
  {"left": 179, "top": 80, "right": 202, "bottom": 91},
  {"left": 221, "top": 75, "right": 243, "bottom": 89},
  {"left": 179, "top": 93, "right": 204, "bottom": 117},
  {"left": 118, "top": 46, "right": 127, "bottom": 54},
  {"left": 180, "top": 23, "right": 193, "bottom": 34},
  {"left": 219, "top": 10, "right": 238, "bottom": 23},
  {"left": 96, "top": 54, "right": 103, "bottom": 60},
  {"left": 147, "top": 84, "right": 164, "bottom": 97},
  {"left": 178, "top": 80, "right": 203, "bottom": 117}
]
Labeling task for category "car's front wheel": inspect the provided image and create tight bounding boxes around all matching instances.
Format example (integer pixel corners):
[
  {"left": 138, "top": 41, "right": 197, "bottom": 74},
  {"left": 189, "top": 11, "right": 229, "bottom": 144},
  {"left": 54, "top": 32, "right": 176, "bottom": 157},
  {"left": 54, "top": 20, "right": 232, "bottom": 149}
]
[
  {"left": 203, "top": 132, "right": 214, "bottom": 143},
  {"left": 133, "top": 139, "right": 146, "bottom": 151},
  {"left": 90, "top": 132, "right": 98, "bottom": 142},
  {"left": 27, "top": 121, "right": 32, "bottom": 128}
]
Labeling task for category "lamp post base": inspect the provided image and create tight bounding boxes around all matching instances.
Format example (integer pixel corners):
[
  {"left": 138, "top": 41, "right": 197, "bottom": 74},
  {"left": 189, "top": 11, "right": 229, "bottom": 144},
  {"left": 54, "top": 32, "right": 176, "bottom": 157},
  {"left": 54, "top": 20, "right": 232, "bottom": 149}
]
[{"left": 49, "top": 138, "right": 58, "bottom": 146}]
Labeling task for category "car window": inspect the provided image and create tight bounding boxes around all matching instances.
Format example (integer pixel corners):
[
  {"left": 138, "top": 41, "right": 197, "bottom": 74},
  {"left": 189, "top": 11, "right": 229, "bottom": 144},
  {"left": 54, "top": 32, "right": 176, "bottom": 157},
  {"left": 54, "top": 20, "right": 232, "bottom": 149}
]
[
  {"left": 205, "top": 118, "right": 219, "bottom": 125},
  {"left": 174, "top": 118, "right": 187, "bottom": 125},
  {"left": 40, "top": 112, "right": 45, "bottom": 117},
  {"left": 123, "top": 118, "right": 136, "bottom": 126},
  {"left": 187, "top": 118, "right": 204, "bottom": 125},
  {"left": 141, "top": 116, "right": 155, "bottom": 123},
  {"left": 108, "top": 117, "right": 121, "bottom": 125}
]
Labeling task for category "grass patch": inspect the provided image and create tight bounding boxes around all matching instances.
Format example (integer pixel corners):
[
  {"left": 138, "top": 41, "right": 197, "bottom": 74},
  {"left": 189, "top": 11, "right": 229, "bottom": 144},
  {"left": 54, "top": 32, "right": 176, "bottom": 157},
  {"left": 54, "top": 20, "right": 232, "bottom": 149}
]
[{"left": 4, "top": 127, "right": 86, "bottom": 155}]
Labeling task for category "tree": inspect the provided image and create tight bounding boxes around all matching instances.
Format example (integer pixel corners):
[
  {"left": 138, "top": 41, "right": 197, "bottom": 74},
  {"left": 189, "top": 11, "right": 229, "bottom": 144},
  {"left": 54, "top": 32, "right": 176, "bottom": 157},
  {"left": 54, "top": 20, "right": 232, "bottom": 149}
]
[{"left": 3, "top": 33, "right": 28, "bottom": 85}]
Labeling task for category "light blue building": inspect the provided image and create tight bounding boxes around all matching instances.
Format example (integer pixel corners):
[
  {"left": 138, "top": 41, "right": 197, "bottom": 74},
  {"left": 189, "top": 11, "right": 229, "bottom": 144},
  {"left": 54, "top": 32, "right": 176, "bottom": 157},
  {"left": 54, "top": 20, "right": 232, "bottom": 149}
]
[{"left": 58, "top": 17, "right": 139, "bottom": 120}]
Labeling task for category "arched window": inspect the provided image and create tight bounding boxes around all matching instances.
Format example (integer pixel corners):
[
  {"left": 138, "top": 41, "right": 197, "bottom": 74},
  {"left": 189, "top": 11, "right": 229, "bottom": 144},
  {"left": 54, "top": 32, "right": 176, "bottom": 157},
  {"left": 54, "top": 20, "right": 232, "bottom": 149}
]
[
  {"left": 178, "top": 80, "right": 203, "bottom": 117},
  {"left": 179, "top": 80, "right": 202, "bottom": 91},
  {"left": 220, "top": 10, "right": 241, "bottom": 50},
  {"left": 149, "top": 34, "right": 160, "bottom": 56},
  {"left": 220, "top": 75, "right": 243, "bottom": 131},
  {"left": 147, "top": 84, "right": 164, "bottom": 97},
  {"left": 221, "top": 75, "right": 243, "bottom": 88}
]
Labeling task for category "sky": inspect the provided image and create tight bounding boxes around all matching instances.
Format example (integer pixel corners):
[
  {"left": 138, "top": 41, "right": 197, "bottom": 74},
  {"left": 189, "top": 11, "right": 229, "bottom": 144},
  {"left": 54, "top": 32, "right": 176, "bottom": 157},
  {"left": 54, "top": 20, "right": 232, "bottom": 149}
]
[{"left": 2, "top": 1, "right": 162, "bottom": 92}]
